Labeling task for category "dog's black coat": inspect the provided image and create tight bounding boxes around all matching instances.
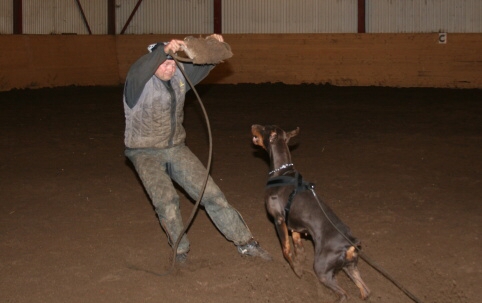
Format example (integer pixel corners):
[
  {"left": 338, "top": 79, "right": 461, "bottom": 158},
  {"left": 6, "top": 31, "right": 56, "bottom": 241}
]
[{"left": 252, "top": 124, "right": 370, "bottom": 303}]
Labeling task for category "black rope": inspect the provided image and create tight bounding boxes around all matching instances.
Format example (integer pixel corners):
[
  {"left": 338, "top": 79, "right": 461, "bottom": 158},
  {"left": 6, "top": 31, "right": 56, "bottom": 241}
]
[
  {"left": 309, "top": 188, "right": 423, "bottom": 303},
  {"left": 267, "top": 173, "right": 423, "bottom": 303},
  {"left": 154, "top": 52, "right": 213, "bottom": 276}
]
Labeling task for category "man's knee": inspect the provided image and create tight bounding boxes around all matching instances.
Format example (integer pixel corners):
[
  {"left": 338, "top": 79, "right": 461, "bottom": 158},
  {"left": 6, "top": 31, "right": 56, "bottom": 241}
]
[
  {"left": 154, "top": 196, "right": 181, "bottom": 221},
  {"left": 202, "top": 191, "right": 230, "bottom": 210}
]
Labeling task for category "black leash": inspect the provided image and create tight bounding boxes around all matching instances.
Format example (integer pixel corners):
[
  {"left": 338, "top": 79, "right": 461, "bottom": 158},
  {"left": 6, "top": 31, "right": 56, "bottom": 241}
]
[
  {"left": 155, "top": 53, "right": 422, "bottom": 303},
  {"left": 265, "top": 173, "right": 423, "bottom": 303},
  {"left": 154, "top": 52, "right": 213, "bottom": 276},
  {"left": 310, "top": 187, "right": 424, "bottom": 303}
]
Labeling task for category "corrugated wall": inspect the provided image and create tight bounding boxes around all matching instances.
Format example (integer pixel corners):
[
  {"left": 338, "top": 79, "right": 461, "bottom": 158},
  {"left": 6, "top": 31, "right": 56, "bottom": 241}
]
[
  {"left": 22, "top": 0, "right": 108, "bottom": 34},
  {"left": 0, "top": 0, "right": 481, "bottom": 34},
  {"left": 222, "top": 0, "right": 358, "bottom": 33},
  {"left": 117, "top": 0, "right": 213, "bottom": 34},
  {"left": 0, "top": 0, "right": 13, "bottom": 34},
  {"left": 367, "top": 0, "right": 482, "bottom": 33}
]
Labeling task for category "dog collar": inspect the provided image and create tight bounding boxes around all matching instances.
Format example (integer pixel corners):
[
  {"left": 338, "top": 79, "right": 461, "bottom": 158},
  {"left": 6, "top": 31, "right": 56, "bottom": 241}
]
[{"left": 268, "top": 163, "right": 294, "bottom": 176}]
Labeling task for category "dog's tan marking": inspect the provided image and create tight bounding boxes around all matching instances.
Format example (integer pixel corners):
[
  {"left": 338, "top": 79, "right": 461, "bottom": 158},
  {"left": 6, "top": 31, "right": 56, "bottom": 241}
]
[
  {"left": 251, "top": 129, "right": 266, "bottom": 150},
  {"left": 346, "top": 246, "right": 357, "bottom": 261},
  {"left": 290, "top": 231, "right": 305, "bottom": 277},
  {"left": 279, "top": 219, "right": 293, "bottom": 262},
  {"left": 345, "top": 265, "right": 371, "bottom": 299},
  {"left": 292, "top": 232, "right": 301, "bottom": 243},
  {"left": 269, "top": 130, "right": 277, "bottom": 143}
]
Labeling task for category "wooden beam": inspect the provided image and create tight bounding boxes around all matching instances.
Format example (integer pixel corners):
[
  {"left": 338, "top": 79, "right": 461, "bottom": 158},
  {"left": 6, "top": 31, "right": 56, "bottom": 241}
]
[
  {"left": 358, "top": 0, "right": 366, "bottom": 33},
  {"left": 108, "top": 0, "right": 116, "bottom": 35},
  {"left": 13, "top": 0, "right": 22, "bottom": 34},
  {"left": 214, "top": 0, "right": 222, "bottom": 34}
]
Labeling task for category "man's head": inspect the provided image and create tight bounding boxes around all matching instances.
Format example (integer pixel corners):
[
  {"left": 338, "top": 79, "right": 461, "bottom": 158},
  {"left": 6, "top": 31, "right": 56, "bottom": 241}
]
[{"left": 155, "top": 59, "right": 176, "bottom": 81}]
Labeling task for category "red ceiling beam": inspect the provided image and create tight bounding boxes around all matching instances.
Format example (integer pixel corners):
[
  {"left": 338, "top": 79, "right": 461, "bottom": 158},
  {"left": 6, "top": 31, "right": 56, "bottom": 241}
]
[
  {"left": 358, "top": 0, "right": 366, "bottom": 33},
  {"left": 108, "top": 0, "right": 116, "bottom": 35},
  {"left": 214, "top": 0, "right": 222, "bottom": 34},
  {"left": 13, "top": 0, "right": 22, "bottom": 34}
]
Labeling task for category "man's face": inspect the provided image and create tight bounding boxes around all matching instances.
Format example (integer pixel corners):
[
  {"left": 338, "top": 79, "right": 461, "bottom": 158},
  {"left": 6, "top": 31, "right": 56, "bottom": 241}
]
[{"left": 155, "top": 60, "right": 176, "bottom": 81}]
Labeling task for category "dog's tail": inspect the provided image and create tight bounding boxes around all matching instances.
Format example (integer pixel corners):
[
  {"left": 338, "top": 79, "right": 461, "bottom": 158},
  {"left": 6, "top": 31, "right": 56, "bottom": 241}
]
[{"left": 310, "top": 188, "right": 423, "bottom": 303}]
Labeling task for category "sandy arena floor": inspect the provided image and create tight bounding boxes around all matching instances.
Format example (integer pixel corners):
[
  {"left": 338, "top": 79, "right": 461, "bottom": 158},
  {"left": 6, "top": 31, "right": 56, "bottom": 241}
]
[{"left": 1, "top": 84, "right": 481, "bottom": 303}]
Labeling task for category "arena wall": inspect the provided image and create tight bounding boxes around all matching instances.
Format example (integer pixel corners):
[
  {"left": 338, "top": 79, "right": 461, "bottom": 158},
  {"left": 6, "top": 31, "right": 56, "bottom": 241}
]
[{"left": 1, "top": 33, "right": 481, "bottom": 91}]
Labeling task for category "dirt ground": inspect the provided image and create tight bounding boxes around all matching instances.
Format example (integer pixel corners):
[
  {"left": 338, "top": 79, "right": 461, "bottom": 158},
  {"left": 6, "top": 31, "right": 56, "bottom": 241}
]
[{"left": 1, "top": 83, "right": 480, "bottom": 303}]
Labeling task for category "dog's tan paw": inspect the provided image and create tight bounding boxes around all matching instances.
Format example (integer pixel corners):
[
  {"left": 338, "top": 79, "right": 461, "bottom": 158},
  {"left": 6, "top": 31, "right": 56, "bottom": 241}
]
[{"left": 292, "top": 263, "right": 304, "bottom": 277}]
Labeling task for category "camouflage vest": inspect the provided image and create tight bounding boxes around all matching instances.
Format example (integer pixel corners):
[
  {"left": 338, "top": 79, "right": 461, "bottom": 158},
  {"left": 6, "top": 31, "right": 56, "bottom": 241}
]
[{"left": 124, "top": 68, "right": 188, "bottom": 149}]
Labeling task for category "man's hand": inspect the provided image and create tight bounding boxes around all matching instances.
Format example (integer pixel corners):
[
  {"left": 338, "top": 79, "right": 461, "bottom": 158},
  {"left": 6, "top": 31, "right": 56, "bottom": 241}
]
[
  {"left": 164, "top": 39, "right": 186, "bottom": 55},
  {"left": 208, "top": 34, "right": 224, "bottom": 42}
]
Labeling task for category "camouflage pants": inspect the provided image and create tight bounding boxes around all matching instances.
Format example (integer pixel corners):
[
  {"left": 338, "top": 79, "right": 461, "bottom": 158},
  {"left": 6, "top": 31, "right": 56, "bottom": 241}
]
[{"left": 125, "top": 144, "right": 253, "bottom": 254}]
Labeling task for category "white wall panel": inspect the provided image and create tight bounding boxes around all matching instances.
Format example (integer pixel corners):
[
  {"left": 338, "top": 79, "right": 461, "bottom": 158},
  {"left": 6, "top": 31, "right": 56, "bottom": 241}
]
[
  {"left": 0, "top": 0, "right": 13, "bottom": 34},
  {"left": 117, "top": 0, "right": 213, "bottom": 34},
  {"left": 83, "top": 1, "right": 109, "bottom": 34},
  {"left": 0, "top": 0, "right": 481, "bottom": 34},
  {"left": 222, "top": 0, "right": 358, "bottom": 33},
  {"left": 367, "top": 0, "right": 482, "bottom": 33},
  {"left": 21, "top": 0, "right": 107, "bottom": 34},
  {"left": 23, "top": 0, "right": 54, "bottom": 34}
]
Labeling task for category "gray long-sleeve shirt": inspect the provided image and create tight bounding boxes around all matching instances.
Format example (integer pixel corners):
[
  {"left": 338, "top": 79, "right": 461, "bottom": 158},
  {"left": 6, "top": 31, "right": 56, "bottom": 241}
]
[{"left": 123, "top": 43, "right": 214, "bottom": 149}]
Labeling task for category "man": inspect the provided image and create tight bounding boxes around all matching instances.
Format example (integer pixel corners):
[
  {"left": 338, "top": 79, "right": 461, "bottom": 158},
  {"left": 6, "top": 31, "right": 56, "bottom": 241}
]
[{"left": 123, "top": 34, "right": 271, "bottom": 263}]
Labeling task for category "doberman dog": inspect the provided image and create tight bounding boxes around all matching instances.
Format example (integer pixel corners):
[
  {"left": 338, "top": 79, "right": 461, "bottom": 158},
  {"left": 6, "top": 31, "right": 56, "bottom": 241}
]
[{"left": 251, "top": 124, "right": 370, "bottom": 303}]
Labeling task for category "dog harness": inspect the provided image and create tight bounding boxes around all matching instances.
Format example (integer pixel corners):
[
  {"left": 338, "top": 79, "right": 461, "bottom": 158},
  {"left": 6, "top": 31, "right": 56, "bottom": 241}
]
[{"left": 266, "top": 172, "right": 314, "bottom": 223}]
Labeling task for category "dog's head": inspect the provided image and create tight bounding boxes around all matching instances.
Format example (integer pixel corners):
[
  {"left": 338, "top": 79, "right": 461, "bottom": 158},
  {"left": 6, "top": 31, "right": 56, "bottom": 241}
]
[{"left": 251, "top": 124, "right": 299, "bottom": 151}]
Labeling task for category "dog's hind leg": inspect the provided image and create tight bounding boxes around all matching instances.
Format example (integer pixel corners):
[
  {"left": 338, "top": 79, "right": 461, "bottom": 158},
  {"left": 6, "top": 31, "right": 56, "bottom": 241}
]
[
  {"left": 342, "top": 246, "right": 370, "bottom": 300},
  {"left": 274, "top": 217, "right": 303, "bottom": 277},
  {"left": 314, "top": 253, "right": 349, "bottom": 303},
  {"left": 343, "top": 263, "right": 370, "bottom": 300},
  {"left": 317, "top": 273, "right": 348, "bottom": 303}
]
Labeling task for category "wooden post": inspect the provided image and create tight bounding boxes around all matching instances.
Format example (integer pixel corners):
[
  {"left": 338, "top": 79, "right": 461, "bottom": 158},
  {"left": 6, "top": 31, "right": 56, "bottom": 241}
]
[
  {"left": 358, "top": 0, "right": 366, "bottom": 33},
  {"left": 214, "top": 0, "right": 222, "bottom": 34},
  {"left": 13, "top": 0, "right": 22, "bottom": 34},
  {"left": 108, "top": 0, "right": 116, "bottom": 35}
]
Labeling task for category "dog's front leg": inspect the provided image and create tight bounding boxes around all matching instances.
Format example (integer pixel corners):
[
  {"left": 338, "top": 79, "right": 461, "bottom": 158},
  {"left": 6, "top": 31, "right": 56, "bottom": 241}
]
[
  {"left": 291, "top": 232, "right": 306, "bottom": 276},
  {"left": 274, "top": 217, "right": 303, "bottom": 277}
]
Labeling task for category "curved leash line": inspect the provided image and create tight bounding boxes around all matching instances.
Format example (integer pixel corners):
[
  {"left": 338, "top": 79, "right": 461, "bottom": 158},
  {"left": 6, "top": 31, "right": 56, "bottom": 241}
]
[
  {"left": 154, "top": 52, "right": 213, "bottom": 276},
  {"left": 309, "top": 188, "right": 423, "bottom": 303},
  {"left": 152, "top": 53, "right": 423, "bottom": 303}
]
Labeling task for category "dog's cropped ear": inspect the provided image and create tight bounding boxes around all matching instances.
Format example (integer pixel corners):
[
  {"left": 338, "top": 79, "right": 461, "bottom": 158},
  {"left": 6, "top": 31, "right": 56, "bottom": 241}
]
[
  {"left": 269, "top": 130, "right": 278, "bottom": 143},
  {"left": 286, "top": 127, "right": 300, "bottom": 143}
]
